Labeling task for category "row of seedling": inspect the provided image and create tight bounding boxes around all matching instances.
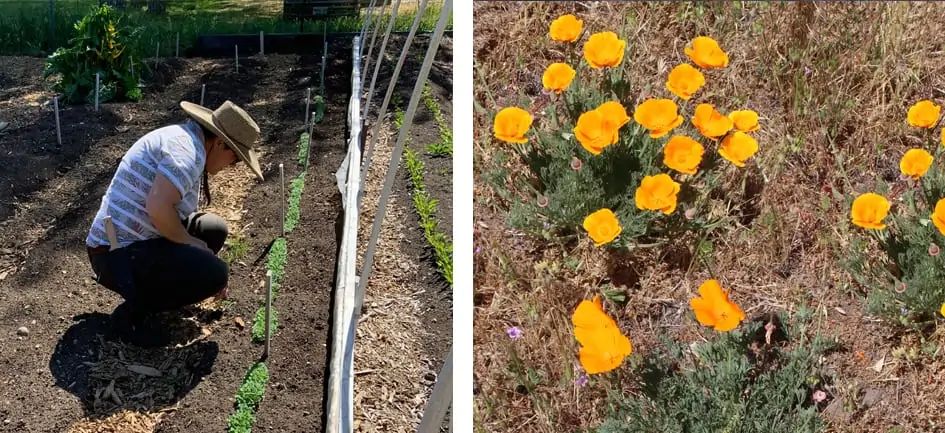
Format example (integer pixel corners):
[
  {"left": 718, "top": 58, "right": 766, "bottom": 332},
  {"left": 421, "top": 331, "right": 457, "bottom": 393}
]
[
  {"left": 226, "top": 80, "right": 323, "bottom": 432},
  {"left": 421, "top": 81, "right": 452, "bottom": 157},
  {"left": 395, "top": 105, "right": 454, "bottom": 286}
]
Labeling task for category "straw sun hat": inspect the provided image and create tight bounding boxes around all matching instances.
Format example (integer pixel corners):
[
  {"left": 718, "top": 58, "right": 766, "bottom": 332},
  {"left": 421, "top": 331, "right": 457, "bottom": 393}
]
[{"left": 180, "top": 100, "right": 264, "bottom": 180}]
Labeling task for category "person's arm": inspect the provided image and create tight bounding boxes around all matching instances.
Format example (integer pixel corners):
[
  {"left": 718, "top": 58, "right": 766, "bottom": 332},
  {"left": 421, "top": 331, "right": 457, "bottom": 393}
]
[
  {"left": 146, "top": 173, "right": 201, "bottom": 246},
  {"left": 146, "top": 136, "right": 211, "bottom": 252}
]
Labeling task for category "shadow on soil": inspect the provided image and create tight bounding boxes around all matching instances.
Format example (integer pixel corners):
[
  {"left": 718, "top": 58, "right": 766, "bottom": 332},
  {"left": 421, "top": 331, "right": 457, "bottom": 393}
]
[{"left": 49, "top": 311, "right": 220, "bottom": 420}]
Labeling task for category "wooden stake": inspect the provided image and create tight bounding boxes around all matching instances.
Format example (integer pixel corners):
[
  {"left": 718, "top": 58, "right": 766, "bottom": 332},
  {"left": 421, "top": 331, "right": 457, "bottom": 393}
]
[
  {"left": 94, "top": 72, "right": 100, "bottom": 111},
  {"left": 155, "top": 41, "right": 160, "bottom": 62},
  {"left": 130, "top": 56, "right": 134, "bottom": 76},
  {"left": 53, "top": 96, "right": 61, "bottom": 146},
  {"left": 176, "top": 32, "right": 180, "bottom": 57},
  {"left": 200, "top": 84, "right": 206, "bottom": 106},
  {"left": 263, "top": 270, "right": 273, "bottom": 359},
  {"left": 235, "top": 45, "right": 239, "bottom": 73},
  {"left": 305, "top": 87, "right": 311, "bottom": 126},
  {"left": 259, "top": 31, "right": 264, "bottom": 55}
]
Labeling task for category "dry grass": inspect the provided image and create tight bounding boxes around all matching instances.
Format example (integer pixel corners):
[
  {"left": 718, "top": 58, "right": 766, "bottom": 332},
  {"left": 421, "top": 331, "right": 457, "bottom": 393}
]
[{"left": 473, "top": 2, "right": 945, "bottom": 432}]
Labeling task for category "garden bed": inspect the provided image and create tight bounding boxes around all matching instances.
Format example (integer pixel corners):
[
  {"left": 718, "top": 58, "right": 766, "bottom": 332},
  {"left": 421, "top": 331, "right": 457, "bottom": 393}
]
[
  {"left": 0, "top": 43, "right": 347, "bottom": 432},
  {"left": 353, "top": 34, "right": 453, "bottom": 431}
]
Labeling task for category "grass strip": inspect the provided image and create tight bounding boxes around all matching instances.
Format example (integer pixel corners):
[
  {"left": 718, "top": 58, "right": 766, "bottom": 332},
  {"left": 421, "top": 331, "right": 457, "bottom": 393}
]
[
  {"left": 421, "top": 81, "right": 452, "bottom": 157},
  {"left": 227, "top": 361, "right": 269, "bottom": 433},
  {"left": 403, "top": 147, "right": 453, "bottom": 286}
]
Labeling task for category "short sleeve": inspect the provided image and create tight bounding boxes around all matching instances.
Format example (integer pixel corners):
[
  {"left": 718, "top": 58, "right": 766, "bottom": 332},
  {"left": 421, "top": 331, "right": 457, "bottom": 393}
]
[{"left": 155, "top": 135, "right": 199, "bottom": 198}]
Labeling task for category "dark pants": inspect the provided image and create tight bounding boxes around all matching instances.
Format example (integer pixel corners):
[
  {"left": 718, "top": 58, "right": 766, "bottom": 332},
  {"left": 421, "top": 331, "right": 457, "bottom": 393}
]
[{"left": 88, "top": 212, "right": 229, "bottom": 325}]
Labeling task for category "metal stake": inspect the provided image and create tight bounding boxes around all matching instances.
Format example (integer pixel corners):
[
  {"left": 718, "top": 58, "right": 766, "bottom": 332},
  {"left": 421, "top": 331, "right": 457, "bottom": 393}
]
[
  {"left": 305, "top": 88, "right": 311, "bottom": 126},
  {"left": 53, "top": 96, "right": 61, "bottom": 146},
  {"left": 263, "top": 270, "right": 273, "bottom": 359},
  {"left": 280, "top": 163, "right": 285, "bottom": 237},
  {"left": 94, "top": 72, "right": 100, "bottom": 111},
  {"left": 200, "top": 84, "right": 206, "bottom": 106}
]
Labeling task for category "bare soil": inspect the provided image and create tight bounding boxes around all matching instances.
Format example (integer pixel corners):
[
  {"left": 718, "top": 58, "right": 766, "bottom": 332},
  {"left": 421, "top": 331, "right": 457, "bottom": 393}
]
[{"left": 0, "top": 45, "right": 345, "bottom": 432}]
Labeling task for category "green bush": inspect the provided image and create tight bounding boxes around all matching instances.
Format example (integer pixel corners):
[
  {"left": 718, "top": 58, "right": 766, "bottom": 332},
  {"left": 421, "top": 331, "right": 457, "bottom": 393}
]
[
  {"left": 42, "top": 4, "right": 143, "bottom": 104},
  {"left": 597, "top": 314, "right": 831, "bottom": 433}
]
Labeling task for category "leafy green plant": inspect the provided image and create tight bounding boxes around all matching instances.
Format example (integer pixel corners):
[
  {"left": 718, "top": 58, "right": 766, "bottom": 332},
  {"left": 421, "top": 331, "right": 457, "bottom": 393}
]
[
  {"left": 227, "top": 361, "right": 269, "bottom": 433},
  {"left": 404, "top": 146, "right": 453, "bottom": 285},
  {"left": 42, "top": 4, "right": 143, "bottom": 104},
  {"left": 597, "top": 314, "right": 831, "bottom": 433},
  {"left": 285, "top": 173, "right": 305, "bottom": 233},
  {"left": 839, "top": 107, "right": 945, "bottom": 328},
  {"left": 422, "top": 81, "right": 453, "bottom": 157},
  {"left": 251, "top": 306, "right": 278, "bottom": 343},
  {"left": 298, "top": 132, "right": 310, "bottom": 167},
  {"left": 266, "top": 237, "right": 287, "bottom": 291}
]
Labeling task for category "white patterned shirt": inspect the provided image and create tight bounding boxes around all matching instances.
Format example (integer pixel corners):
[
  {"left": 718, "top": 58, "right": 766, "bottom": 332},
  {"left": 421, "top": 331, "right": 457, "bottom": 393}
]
[{"left": 86, "top": 119, "right": 206, "bottom": 248}]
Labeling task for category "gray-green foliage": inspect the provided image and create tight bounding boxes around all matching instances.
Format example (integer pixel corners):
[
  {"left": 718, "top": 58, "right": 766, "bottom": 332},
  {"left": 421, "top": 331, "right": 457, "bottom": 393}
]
[
  {"left": 597, "top": 315, "right": 830, "bottom": 433},
  {"left": 839, "top": 156, "right": 945, "bottom": 328},
  {"left": 481, "top": 61, "right": 739, "bottom": 249}
]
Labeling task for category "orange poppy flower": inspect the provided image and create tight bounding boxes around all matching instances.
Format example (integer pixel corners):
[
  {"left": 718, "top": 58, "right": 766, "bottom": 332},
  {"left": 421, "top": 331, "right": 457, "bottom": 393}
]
[
  {"left": 663, "top": 135, "right": 705, "bottom": 175},
  {"left": 549, "top": 14, "right": 583, "bottom": 43},
  {"left": 691, "top": 103, "right": 734, "bottom": 139},
  {"left": 931, "top": 198, "right": 945, "bottom": 236},
  {"left": 718, "top": 131, "right": 759, "bottom": 167},
  {"left": 583, "top": 31, "right": 626, "bottom": 69},
  {"left": 542, "top": 62, "right": 577, "bottom": 94},
  {"left": 684, "top": 36, "right": 729, "bottom": 69},
  {"left": 665, "top": 63, "right": 705, "bottom": 100},
  {"left": 635, "top": 173, "right": 681, "bottom": 215},
  {"left": 689, "top": 279, "right": 745, "bottom": 332},
  {"left": 728, "top": 110, "right": 760, "bottom": 132},
  {"left": 633, "top": 99, "right": 684, "bottom": 138},
  {"left": 907, "top": 100, "right": 941, "bottom": 129},
  {"left": 574, "top": 109, "right": 611, "bottom": 155},
  {"left": 851, "top": 192, "right": 890, "bottom": 230},
  {"left": 583, "top": 208, "right": 622, "bottom": 246},
  {"left": 900, "top": 148, "right": 934, "bottom": 179},
  {"left": 597, "top": 101, "right": 631, "bottom": 143},
  {"left": 493, "top": 107, "right": 533, "bottom": 144},
  {"left": 571, "top": 295, "right": 632, "bottom": 375}
]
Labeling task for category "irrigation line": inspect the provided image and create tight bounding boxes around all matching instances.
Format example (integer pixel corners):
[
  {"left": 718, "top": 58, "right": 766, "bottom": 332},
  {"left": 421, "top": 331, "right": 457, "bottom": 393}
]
[
  {"left": 326, "top": 34, "right": 364, "bottom": 433},
  {"left": 418, "top": 345, "right": 453, "bottom": 433},
  {"left": 357, "top": 0, "right": 432, "bottom": 202},
  {"left": 360, "top": 0, "right": 404, "bottom": 122},
  {"left": 354, "top": 0, "right": 452, "bottom": 317}
]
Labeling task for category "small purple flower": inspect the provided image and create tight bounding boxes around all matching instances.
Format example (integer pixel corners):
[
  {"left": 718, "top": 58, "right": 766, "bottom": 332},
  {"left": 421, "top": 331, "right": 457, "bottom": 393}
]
[
  {"left": 506, "top": 326, "right": 522, "bottom": 339},
  {"left": 684, "top": 208, "right": 697, "bottom": 220},
  {"left": 475, "top": 245, "right": 483, "bottom": 254},
  {"left": 543, "top": 222, "right": 552, "bottom": 231},
  {"left": 804, "top": 66, "right": 812, "bottom": 77},
  {"left": 570, "top": 157, "right": 583, "bottom": 170},
  {"left": 812, "top": 390, "right": 827, "bottom": 403},
  {"left": 575, "top": 373, "right": 589, "bottom": 387}
]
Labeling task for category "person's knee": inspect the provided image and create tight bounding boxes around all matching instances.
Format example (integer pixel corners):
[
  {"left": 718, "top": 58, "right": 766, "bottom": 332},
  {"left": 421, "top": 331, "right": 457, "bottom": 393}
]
[{"left": 194, "top": 213, "right": 229, "bottom": 253}]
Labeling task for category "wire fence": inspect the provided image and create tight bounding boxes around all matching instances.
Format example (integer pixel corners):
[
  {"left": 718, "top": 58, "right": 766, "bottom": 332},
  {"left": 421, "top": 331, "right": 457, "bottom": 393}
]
[
  {"left": 0, "top": 0, "right": 446, "bottom": 56},
  {"left": 327, "top": 0, "right": 453, "bottom": 430}
]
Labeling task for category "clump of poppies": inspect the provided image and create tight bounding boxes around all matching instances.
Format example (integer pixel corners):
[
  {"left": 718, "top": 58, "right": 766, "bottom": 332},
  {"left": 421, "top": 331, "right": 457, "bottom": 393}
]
[
  {"left": 486, "top": 13, "right": 765, "bottom": 252},
  {"left": 840, "top": 98, "right": 945, "bottom": 327}
]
